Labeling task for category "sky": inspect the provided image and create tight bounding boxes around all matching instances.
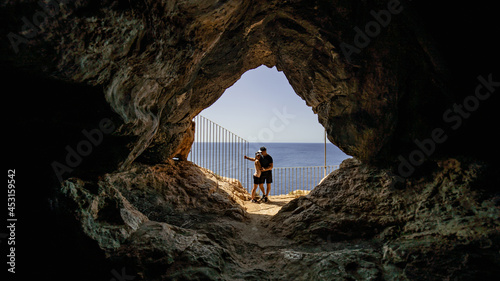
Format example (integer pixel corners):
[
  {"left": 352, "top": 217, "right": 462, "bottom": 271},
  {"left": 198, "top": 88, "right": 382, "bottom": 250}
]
[{"left": 200, "top": 65, "right": 327, "bottom": 143}]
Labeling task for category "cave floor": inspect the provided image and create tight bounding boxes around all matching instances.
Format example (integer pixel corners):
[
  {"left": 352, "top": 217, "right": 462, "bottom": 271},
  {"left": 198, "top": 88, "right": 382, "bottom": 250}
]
[
  {"left": 242, "top": 195, "right": 297, "bottom": 217},
  {"left": 218, "top": 194, "right": 381, "bottom": 279},
  {"left": 234, "top": 195, "right": 297, "bottom": 248}
]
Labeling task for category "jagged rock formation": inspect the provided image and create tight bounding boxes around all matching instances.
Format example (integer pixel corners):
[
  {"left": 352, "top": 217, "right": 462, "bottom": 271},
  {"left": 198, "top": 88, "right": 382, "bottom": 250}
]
[
  {"left": 270, "top": 158, "right": 500, "bottom": 279},
  {"left": 58, "top": 158, "right": 499, "bottom": 280},
  {"left": 60, "top": 161, "right": 248, "bottom": 280},
  {"left": 2, "top": 0, "right": 499, "bottom": 280},
  {"left": 2, "top": 0, "right": 476, "bottom": 166}
]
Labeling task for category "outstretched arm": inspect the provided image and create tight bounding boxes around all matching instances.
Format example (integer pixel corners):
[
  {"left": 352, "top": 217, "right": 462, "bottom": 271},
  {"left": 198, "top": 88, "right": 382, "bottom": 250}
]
[{"left": 244, "top": 156, "right": 256, "bottom": 161}]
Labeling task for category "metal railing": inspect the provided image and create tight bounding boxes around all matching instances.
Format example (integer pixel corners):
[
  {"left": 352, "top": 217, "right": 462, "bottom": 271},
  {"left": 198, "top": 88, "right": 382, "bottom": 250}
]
[
  {"left": 249, "top": 165, "right": 339, "bottom": 196},
  {"left": 188, "top": 115, "right": 251, "bottom": 187},
  {"left": 188, "top": 115, "right": 340, "bottom": 196}
]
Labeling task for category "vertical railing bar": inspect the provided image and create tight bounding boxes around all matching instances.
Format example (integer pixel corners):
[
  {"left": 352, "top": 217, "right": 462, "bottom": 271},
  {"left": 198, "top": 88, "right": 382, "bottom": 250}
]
[
  {"left": 232, "top": 133, "right": 235, "bottom": 183},
  {"left": 235, "top": 135, "right": 238, "bottom": 184},
  {"left": 236, "top": 136, "right": 238, "bottom": 184},
  {"left": 198, "top": 116, "right": 201, "bottom": 166},
  {"left": 298, "top": 167, "right": 304, "bottom": 190},
  {"left": 214, "top": 120, "right": 216, "bottom": 176},
  {"left": 225, "top": 130, "right": 228, "bottom": 179},
  {"left": 302, "top": 167, "right": 304, "bottom": 192},
  {"left": 214, "top": 121, "right": 217, "bottom": 176},
  {"left": 211, "top": 121, "right": 217, "bottom": 174},
  {"left": 188, "top": 117, "right": 192, "bottom": 162},
  {"left": 314, "top": 167, "right": 316, "bottom": 187},
  {"left": 230, "top": 133, "right": 233, "bottom": 182},
  {"left": 234, "top": 134, "right": 236, "bottom": 184},
  {"left": 204, "top": 116, "right": 207, "bottom": 169},
  {"left": 197, "top": 115, "right": 200, "bottom": 164},
  {"left": 207, "top": 119, "right": 209, "bottom": 172},
  {"left": 223, "top": 129, "right": 225, "bottom": 179},
  {"left": 230, "top": 131, "right": 232, "bottom": 181},
  {"left": 279, "top": 169, "right": 283, "bottom": 194},
  {"left": 300, "top": 167, "right": 302, "bottom": 192},
  {"left": 295, "top": 167, "right": 298, "bottom": 193},
  {"left": 218, "top": 124, "right": 220, "bottom": 177},
  {"left": 316, "top": 167, "right": 318, "bottom": 186},
  {"left": 193, "top": 115, "right": 196, "bottom": 163},
  {"left": 239, "top": 137, "right": 241, "bottom": 185},
  {"left": 313, "top": 166, "right": 316, "bottom": 189},
  {"left": 201, "top": 116, "right": 204, "bottom": 168},
  {"left": 248, "top": 141, "right": 250, "bottom": 191},
  {"left": 306, "top": 167, "right": 311, "bottom": 190},
  {"left": 209, "top": 120, "right": 212, "bottom": 173},
  {"left": 280, "top": 168, "right": 282, "bottom": 196},
  {"left": 287, "top": 168, "right": 290, "bottom": 195},
  {"left": 210, "top": 119, "right": 213, "bottom": 173},
  {"left": 214, "top": 121, "right": 216, "bottom": 175},
  {"left": 299, "top": 167, "right": 300, "bottom": 192},
  {"left": 305, "top": 167, "right": 309, "bottom": 190},
  {"left": 198, "top": 115, "right": 201, "bottom": 167},
  {"left": 230, "top": 133, "right": 233, "bottom": 183},
  {"left": 241, "top": 137, "right": 244, "bottom": 187},
  {"left": 213, "top": 121, "right": 216, "bottom": 176},
  {"left": 205, "top": 117, "right": 208, "bottom": 170}
]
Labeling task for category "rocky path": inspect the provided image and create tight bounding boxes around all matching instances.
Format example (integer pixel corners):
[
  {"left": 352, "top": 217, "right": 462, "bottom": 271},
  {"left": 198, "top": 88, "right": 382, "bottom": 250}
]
[
  {"left": 242, "top": 195, "right": 294, "bottom": 217},
  {"left": 220, "top": 194, "right": 384, "bottom": 280},
  {"left": 218, "top": 196, "right": 297, "bottom": 279},
  {"left": 238, "top": 195, "right": 296, "bottom": 248}
]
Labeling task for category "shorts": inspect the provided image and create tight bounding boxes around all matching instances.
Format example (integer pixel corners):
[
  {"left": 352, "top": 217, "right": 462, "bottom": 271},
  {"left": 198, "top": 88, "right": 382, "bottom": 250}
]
[
  {"left": 253, "top": 176, "right": 261, "bottom": 185},
  {"left": 260, "top": 170, "right": 273, "bottom": 184}
]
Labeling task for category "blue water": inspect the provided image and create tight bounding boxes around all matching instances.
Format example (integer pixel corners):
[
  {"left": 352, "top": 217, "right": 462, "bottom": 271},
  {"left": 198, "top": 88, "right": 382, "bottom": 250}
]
[{"left": 248, "top": 143, "right": 350, "bottom": 168}]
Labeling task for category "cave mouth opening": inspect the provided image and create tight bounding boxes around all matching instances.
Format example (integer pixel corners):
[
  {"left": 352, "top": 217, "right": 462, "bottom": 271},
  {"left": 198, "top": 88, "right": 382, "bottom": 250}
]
[{"left": 188, "top": 65, "right": 350, "bottom": 200}]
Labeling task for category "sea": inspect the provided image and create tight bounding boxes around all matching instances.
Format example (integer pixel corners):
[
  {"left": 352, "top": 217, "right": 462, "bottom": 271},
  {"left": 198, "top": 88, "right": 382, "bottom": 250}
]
[
  {"left": 189, "top": 142, "right": 351, "bottom": 195},
  {"left": 247, "top": 142, "right": 350, "bottom": 168}
]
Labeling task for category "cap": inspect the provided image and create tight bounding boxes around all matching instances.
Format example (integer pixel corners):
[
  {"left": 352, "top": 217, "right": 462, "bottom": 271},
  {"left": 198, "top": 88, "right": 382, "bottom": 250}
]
[{"left": 258, "top": 146, "right": 267, "bottom": 152}]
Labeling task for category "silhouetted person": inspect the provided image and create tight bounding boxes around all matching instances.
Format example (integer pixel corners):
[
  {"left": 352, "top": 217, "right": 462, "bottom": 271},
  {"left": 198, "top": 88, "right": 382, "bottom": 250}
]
[
  {"left": 244, "top": 146, "right": 273, "bottom": 202},
  {"left": 249, "top": 152, "right": 265, "bottom": 203}
]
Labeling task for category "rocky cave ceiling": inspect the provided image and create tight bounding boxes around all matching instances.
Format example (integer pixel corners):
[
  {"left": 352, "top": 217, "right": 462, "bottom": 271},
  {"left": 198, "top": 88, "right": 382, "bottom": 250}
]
[{"left": 2, "top": 0, "right": 498, "bottom": 171}]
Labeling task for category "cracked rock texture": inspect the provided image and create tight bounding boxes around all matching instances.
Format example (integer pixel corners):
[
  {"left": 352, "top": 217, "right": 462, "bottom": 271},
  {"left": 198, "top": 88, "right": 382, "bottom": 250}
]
[
  {"left": 1, "top": 0, "right": 473, "bottom": 166},
  {"left": 59, "top": 159, "right": 499, "bottom": 280},
  {"left": 2, "top": 1, "right": 499, "bottom": 280},
  {"left": 270, "top": 158, "right": 500, "bottom": 279}
]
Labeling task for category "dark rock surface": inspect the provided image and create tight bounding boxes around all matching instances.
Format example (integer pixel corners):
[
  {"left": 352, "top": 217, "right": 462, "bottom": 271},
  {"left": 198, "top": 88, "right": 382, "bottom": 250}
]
[
  {"left": 2, "top": 1, "right": 499, "bottom": 280},
  {"left": 3, "top": 0, "right": 497, "bottom": 166},
  {"left": 270, "top": 158, "right": 500, "bottom": 279},
  {"left": 56, "top": 158, "right": 499, "bottom": 280}
]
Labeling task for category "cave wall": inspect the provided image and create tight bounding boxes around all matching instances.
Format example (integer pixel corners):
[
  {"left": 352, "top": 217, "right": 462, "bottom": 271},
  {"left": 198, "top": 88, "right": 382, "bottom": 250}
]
[
  {"left": 3, "top": 1, "right": 499, "bottom": 280},
  {"left": 4, "top": 0, "right": 495, "bottom": 170}
]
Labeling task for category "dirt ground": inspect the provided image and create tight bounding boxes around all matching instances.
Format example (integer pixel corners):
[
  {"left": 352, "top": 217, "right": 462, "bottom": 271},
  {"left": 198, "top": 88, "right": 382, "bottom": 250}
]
[
  {"left": 230, "top": 195, "right": 299, "bottom": 249},
  {"left": 242, "top": 195, "right": 297, "bottom": 216}
]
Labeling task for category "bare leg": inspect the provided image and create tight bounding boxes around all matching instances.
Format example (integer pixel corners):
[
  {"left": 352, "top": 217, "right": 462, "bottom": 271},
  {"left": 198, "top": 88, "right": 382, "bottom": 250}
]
[
  {"left": 258, "top": 183, "right": 265, "bottom": 195},
  {"left": 265, "top": 183, "right": 271, "bottom": 196},
  {"left": 251, "top": 184, "right": 258, "bottom": 200}
]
